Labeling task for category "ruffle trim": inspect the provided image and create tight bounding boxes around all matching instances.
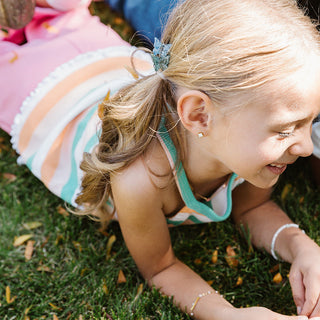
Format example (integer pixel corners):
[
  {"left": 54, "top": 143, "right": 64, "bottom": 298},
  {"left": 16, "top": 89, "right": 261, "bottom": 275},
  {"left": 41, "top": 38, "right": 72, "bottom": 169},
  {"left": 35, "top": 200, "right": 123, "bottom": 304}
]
[{"left": 10, "top": 45, "right": 153, "bottom": 164}]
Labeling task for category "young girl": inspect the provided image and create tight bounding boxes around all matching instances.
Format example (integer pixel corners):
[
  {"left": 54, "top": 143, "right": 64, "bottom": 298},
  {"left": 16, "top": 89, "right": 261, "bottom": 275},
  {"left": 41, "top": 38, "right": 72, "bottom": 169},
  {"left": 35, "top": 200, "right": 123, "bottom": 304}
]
[{"left": 1, "top": 0, "right": 320, "bottom": 319}]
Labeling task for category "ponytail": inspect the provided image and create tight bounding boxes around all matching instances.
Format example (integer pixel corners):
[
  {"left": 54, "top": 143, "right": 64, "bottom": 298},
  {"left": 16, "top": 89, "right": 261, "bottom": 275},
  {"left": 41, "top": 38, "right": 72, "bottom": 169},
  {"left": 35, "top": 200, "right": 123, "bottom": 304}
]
[{"left": 75, "top": 69, "right": 181, "bottom": 224}]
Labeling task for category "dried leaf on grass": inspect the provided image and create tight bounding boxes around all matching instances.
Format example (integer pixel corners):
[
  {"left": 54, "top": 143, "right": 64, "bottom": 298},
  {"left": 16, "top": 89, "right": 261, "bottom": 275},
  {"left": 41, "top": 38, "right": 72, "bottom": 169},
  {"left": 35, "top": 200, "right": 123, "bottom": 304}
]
[
  {"left": 57, "top": 205, "right": 69, "bottom": 216},
  {"left": 49, "top": 303, "right": 62, "bottom": 311},
  {"left": 236, "top": 276, "right": 243, "bottom": 286},
  {"left": 132, "top": 283, "right": 143, "bottom": 304},
  {"left": 24, "top": 306, "right": 32, "bottom": 315},
  {"left": 117, "top": 269, "right": 126, "bottom": 284},
  {"left": 37, "top": 265, "right": 52, "bottom": 272},
  {"left": 106, "top": 235, "right": 116, "bottom": 260},
  {"left": 225, "top": 245, "right": 239, "bottom": 268},
  {"left": 2, "top": 173, "right": 17, "bottom": 183},
  {"left": 13, "top": 234, "right": 33, "bottom": 247},
  {"left": 273, "top": 272, "right": 283, "bottom": 284},
  {"left": 6, "top": 286, "right": 16, "bottom": 304},
  {"left": 211, "top": 249, "right": 218, "bottom": 264},
  {"left": 102, "top": 280, "right": 109, "bottom": 295},
  {"left": 23, "top": 221, "right": 42, "bottom": 230},
  {"left": 53, "top": 315, "right": 59, "bottom": 320},
  {"left": 24, "top": 240, "right": 35, "bottom": 260}
]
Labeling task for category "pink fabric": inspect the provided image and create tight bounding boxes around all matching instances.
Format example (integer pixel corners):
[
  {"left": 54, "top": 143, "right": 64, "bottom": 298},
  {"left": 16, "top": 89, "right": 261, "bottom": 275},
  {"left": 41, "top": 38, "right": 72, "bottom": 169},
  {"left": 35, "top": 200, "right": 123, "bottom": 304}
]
[
  {"left": 46, "top": 0, "right": 89, "bottom": 11},
  {"left": 0, "top": 3, "right": 129, "bottom": 133}
]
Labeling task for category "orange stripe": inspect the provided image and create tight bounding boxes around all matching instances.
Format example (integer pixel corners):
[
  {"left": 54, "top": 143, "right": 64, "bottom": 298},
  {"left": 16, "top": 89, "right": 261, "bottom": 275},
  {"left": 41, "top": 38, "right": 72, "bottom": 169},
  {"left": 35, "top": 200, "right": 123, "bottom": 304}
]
[
  {"left": 40, "top": 125, "right": 68, "bottom": 187},
  {"left": 18, "top": 56, "right": 151, "bottom": 152},
  {"left": 40, "top": 111, "right": 84, "bottom": 187}
]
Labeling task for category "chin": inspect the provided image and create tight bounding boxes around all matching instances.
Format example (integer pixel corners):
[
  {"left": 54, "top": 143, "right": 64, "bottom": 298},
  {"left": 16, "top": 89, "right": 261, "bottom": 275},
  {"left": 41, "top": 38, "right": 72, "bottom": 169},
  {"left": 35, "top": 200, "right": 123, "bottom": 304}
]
[{"left": 248, "top": 176, "right": 279, "bottom": 189}]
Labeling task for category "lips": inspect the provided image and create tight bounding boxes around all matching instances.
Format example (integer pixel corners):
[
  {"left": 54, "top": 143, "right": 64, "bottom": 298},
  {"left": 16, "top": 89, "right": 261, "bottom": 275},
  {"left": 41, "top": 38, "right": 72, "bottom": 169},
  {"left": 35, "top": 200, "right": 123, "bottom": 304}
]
[{"left": 267, "top": 163, "right": 287, "bottom": 175}]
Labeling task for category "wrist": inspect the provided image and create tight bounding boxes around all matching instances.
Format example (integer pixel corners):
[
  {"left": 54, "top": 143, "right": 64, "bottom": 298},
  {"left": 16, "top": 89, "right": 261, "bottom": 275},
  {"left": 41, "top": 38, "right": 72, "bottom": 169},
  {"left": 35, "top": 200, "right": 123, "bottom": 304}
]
[
  {"left": 289, "top": 231, "right": 319, "bottom": 261},
  {"left": 188, "top": 292, "right": 235, "bottom": 320},
  {"left": 273, "top": 225, "right": 307, "bottom": 262},
  {"left": 271, "top": 224, "right": 301, "bottom": 261}
]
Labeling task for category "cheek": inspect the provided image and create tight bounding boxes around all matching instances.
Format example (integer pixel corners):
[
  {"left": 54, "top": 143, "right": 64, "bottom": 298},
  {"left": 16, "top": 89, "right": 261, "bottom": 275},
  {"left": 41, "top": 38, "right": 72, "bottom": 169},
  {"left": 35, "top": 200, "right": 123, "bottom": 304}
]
[
  {"left": 256, "top": 138, "right": 286, "bottom": 163},
  {"left": 233, "top": 136, "right": 281, "bottom": 166}
]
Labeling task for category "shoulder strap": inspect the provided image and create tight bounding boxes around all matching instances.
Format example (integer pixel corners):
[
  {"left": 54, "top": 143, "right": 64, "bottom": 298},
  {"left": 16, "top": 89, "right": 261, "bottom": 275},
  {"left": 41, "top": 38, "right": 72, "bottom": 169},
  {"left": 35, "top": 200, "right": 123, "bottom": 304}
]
[{"left": 156, "top": 121, "right": 236, "bottom": 222}]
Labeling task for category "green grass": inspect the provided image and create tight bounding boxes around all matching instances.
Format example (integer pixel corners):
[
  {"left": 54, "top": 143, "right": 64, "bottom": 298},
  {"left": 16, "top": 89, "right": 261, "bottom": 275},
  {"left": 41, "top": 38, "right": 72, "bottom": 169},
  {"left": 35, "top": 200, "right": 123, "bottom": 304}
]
[
  {"left": 1, "top": 130, "right": 320, "bottom": 320},
  {"left": 1, "top": 3, "right": 320, "bottom": 319}
]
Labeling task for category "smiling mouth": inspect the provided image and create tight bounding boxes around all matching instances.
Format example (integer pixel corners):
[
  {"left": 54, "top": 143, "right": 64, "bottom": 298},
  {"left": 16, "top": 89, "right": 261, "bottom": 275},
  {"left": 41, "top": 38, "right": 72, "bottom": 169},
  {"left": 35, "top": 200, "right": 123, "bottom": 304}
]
[{"left": 267, "top": 163, "right": 287, "bottom": 175}]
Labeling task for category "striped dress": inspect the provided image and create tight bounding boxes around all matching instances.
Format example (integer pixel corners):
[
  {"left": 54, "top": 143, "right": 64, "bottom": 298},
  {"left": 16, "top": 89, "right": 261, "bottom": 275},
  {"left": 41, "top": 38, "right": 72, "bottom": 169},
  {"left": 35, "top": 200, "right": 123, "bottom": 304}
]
[
  {"left": 10, "top": 46, "right": 244, "bottom": 227},
  {"left": 11, "top": 46, "right": 153, "bottom": 206}
]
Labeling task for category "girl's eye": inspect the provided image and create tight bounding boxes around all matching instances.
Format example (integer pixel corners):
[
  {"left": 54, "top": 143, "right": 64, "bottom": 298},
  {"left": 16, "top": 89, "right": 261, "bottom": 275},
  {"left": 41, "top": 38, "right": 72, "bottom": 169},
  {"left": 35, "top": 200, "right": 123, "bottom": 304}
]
[
  {"left": 312, "top": 115, "right": 320, "bottom": 124},
  {"left": 278, "top": 131, "right": 293, "bottom": 138}
]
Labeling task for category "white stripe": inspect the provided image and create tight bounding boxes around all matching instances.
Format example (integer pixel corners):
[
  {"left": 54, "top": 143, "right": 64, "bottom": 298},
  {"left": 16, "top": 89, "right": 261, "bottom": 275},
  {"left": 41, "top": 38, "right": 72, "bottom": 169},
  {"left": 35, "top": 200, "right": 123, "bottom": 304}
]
[{"left": 11, "top": 46, "right": 153, "bottom": 155}]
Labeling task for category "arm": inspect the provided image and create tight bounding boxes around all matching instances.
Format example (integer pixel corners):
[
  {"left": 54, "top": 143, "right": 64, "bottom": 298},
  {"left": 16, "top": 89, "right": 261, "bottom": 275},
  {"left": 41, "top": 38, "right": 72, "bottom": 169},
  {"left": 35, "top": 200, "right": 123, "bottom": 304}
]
[
  {"left": 111, "top": 160, "right": 308, "bottom": 320},
  {"left": 232, "top": 181, "right": 320, "bottom": 318},
  {"left": 111, "top": 157, "right": 233, "bottom": 320}
]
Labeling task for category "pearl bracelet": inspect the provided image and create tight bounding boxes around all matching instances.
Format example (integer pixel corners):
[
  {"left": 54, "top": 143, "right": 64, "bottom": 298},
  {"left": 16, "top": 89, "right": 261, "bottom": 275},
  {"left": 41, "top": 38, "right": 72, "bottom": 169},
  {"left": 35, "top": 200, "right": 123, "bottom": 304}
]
[
  {"left": 270, "top": 223, "right": 304, "bottom": 260},
  {"left": 190, "top": 290, "right": 217, "bottom": 317}
]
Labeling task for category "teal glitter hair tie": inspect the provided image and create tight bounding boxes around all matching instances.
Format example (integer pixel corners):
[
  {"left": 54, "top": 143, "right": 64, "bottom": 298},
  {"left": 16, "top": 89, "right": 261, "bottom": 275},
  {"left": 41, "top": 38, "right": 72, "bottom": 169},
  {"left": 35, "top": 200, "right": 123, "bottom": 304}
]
[{"left": 151, "top": 37, "right": 172, "bottom": 72}]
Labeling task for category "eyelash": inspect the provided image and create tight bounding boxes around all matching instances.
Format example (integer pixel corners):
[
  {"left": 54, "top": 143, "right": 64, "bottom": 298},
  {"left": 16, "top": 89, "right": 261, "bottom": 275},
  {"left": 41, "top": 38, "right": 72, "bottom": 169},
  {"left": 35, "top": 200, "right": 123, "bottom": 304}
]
[
  {"left": 278, "top": 131, "right": 294, "bottom": 138},
  {"left": 277, "top": 115, "right": 320, "bottom": 138},
  {"left": 313, "top": 115, "right": 320, "bottom": 124}
]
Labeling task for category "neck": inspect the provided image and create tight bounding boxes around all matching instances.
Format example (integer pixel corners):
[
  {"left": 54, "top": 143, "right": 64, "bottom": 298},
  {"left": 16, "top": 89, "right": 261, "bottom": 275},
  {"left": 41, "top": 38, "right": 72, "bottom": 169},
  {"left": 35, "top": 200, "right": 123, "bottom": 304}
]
[{"left": 182, "top": 133, "right": 232, "bottom": 195}]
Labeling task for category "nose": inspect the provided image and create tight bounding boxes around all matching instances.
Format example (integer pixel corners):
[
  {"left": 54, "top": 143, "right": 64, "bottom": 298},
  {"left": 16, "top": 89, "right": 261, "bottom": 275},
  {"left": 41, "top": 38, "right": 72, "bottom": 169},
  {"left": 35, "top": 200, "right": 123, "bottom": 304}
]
[{"left": 288, "top": 127, "right": 314, "bottom": 157}]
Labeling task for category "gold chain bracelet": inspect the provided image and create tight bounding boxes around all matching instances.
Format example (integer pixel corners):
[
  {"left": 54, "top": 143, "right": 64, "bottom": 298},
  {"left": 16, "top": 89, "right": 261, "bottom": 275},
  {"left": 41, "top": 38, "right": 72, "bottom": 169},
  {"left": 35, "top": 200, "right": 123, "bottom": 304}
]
[{"left": 190, "top": 290, "right": 218, "bottom": 317}]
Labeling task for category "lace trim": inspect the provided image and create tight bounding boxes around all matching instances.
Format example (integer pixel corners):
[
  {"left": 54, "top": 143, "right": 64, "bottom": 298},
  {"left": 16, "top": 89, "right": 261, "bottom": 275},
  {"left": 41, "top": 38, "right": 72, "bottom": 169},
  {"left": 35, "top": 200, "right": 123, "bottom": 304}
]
[{"left": 10, "top": 45, "right": 152, "bottom": 163}]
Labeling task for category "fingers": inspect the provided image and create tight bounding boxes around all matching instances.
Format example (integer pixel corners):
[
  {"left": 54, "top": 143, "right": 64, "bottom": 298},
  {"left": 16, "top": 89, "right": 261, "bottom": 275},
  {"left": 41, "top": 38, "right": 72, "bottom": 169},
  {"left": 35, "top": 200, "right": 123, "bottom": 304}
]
[
  {"left": 289, "top": 268, "right": 305, "bottom": 315},
  {"left": 309, "top": 295, "right": 320, "bottom": 318},
  {"left": 300, "top": 276, "right": 320, "bottom": 317}
]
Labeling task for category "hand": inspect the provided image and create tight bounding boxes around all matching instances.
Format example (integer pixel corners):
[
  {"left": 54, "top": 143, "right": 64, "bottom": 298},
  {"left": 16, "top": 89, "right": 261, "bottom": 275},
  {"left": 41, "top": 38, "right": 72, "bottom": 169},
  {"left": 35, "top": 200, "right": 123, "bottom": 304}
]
[{"left": 289, "top": 242, "right": 320, "bottom": 318}]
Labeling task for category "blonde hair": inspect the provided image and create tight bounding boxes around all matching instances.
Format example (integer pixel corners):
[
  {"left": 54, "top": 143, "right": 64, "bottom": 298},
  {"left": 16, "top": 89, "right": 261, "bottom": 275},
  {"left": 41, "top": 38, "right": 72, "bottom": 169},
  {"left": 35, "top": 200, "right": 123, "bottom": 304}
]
[{"left": 75, "top": 0, "right": 320, "bottom": 225}]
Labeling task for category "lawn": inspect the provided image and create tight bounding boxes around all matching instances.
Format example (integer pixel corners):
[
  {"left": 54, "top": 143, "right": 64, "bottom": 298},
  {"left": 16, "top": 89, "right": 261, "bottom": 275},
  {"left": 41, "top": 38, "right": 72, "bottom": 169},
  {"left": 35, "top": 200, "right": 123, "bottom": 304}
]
[{"left": 1, "top": 2, "right": 320, "bottom": 319}]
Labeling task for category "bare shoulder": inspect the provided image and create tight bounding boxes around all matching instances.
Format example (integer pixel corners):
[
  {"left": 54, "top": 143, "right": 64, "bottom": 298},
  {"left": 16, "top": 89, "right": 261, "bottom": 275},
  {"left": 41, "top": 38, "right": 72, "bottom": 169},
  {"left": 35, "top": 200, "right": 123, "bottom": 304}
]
[
  {"left": 110, "top": 138, "right": 178, "bottom": 220},
  {"left": 111, "top": 139, "right": 172, "bottom": 200},
  {"left": 110, "top": 154, "right": 162, "bottom": 210}
]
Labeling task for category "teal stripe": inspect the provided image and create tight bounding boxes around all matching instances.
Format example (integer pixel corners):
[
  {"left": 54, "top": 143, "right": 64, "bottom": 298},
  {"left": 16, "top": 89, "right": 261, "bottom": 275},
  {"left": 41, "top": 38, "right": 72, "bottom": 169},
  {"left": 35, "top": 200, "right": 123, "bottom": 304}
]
[
  {"left": 26, "top": 153, "right": 36, "bottom": 171},
  {"left": 158, "top": 119, "right": 236, "bottom": 223},
  {"left": 60, "top": 105, "right": 98, "bottom": 203}
]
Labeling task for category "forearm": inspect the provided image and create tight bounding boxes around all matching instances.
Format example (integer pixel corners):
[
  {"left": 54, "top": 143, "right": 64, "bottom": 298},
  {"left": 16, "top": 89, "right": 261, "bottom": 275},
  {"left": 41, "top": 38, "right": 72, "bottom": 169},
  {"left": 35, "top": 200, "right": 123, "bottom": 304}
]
[
  {"left": 149, "top": 259, "right": 234, "bottom": 320},
  {"left": 233, "top": 199, "right": 310, "bottom": 263}
]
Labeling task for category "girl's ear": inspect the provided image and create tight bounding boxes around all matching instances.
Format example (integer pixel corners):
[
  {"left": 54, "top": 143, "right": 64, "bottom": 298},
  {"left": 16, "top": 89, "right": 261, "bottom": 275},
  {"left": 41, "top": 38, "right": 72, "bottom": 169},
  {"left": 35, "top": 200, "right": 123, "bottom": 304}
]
[{"left": 177, "top": 90, "right": 213, "bottom": 136}]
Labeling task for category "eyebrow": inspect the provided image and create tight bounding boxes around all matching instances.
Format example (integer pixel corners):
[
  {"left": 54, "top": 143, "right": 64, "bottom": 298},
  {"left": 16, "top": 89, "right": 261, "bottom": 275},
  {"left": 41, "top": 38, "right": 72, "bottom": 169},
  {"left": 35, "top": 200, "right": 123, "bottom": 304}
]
[{"left": 275, "top": 115, "right": 318, "bottom": 128}]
